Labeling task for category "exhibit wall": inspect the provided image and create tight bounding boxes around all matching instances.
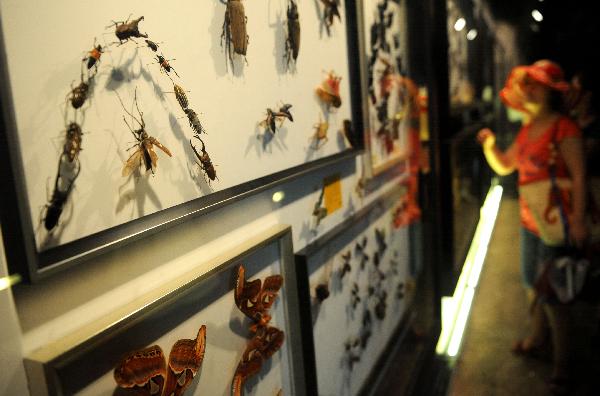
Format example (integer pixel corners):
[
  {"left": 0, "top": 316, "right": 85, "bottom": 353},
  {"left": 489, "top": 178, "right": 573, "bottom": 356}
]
[{"left": 0, "top": 0, "right": 433, "bottom": 395}]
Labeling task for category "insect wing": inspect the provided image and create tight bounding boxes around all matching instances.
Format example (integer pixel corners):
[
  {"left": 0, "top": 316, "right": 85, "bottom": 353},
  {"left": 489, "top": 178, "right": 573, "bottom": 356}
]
[
  {"left": 229, "top": 0, "right": 248, "bottom": 55},
  {"left": 258, "top": 325, "right": 285, "bottom": 359},
  {"left": 235, "top": 265, "right": 263, "bottom": 319},
  {"left": 150, "top": 137, "right": 172, "bottom": 157},
  {"left": 114, "top": 345, "right": 167, "bottom": 395},
  {"left": 260, "top": 275, "right": 283, "bottom": 311},
  {"left": 232, "top": 336, "right": 265, "bottom": 396},
  {"left": 164, "top": 325, "right": 206, "bottom": 396},
  {"left": 123, "top": 149, "right": 142, "bottom": 177}
]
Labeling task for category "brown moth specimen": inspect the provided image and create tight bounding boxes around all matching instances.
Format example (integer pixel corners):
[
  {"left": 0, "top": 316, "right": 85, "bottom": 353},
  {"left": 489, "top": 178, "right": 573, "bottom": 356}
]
[
  {"left": 108, "top": 15, "right": 148, "bottom": 46},
  {"left": 315, "top": 70, "right": 342, "bottom": 109},
  {"left": 285, "top": 0, "right": 300, "bottom": 69},
  {"left": 221, "top": 0, "right": 249, "bottom": 71},
  {"left": 117, "top": 90, "right": 172, "bottom": 177},
  {"left": 310, "top": 115, "right": 329, "bottom": 149},
  {"left": 114, "top": 325, "right": 206, "bottom": 396},
  {"left": 232, "top": 265, "right": 285, "bottom": 396},
  {"left": 63, "top": 122, "right": 83, "bottom": 162},
  {"left": 190, "top": 136, "right": 217, "bottom": 183}
]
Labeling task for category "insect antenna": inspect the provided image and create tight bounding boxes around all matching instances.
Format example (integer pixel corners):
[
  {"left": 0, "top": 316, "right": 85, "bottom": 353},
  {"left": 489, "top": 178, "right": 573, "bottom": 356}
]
[{"left": 114, "top": 89, "right": 143, "bottom": 130}]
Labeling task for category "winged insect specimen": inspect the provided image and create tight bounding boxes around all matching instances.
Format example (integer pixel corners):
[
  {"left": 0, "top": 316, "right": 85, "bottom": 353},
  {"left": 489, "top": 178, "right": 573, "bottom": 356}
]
[
  {"left": 117, "top": 90, "right": 172, "bottom": 177},
  {"left": 114, "top": 325, "right": 206, "bottom": 396},
  {"left": 232, "top": 265, "right": 285, "bottom": 396},
  {"left": 339, "top": 251, "right": 352, "bottom": 279},
  {"left": 315, "top": 70, "right": 342, "bottom": 109},
  {"left": 285, "top": 0, "right": 300, "bottom": 68},
  {"left": 108, "top": 15, "right": 148, "bottom": 46},
  {"left": 221, "top": 0, "right": 249, "bottom": 72},
  {"left": 320, "top": 0, "right": 341, "bottom": 35}
]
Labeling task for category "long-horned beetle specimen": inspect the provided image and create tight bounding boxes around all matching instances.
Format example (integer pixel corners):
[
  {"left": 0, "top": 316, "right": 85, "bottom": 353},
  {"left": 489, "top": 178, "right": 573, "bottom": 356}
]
[
  {"left": 285, "top": 0, "right": 300, "bottom": 69},
  {"left": 221, "top": 0, "right": 249, "bottom": 72}
]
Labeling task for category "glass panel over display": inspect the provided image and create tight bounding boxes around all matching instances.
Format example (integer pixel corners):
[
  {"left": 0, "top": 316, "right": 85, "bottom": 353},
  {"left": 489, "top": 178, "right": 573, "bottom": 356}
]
[
  {"left": 24, "top": 225, "right": 307, "bottom": 396},
  {"left": 0, "top": 0, "right": 363, "bottom": 280},
  {"left": 296, "top": 185, "right": 422, "bottom": 395},
  {"left": 359, "top": 0, "right": 412, "bottom": 176}
]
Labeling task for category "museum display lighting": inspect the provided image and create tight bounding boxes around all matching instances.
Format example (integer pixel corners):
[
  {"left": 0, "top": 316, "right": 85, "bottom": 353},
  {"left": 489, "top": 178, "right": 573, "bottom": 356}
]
[
  {"left": 532, "top": 9, "right": 543, "bottom": 22},
  {"left": 0, "top": 274, "right": 22, "bottom": 291},
  {"left": 466, "top": 29, "right": 478, "bottom": 40},
  {"left": 454, "top": 17, "right": 466, "bottom": 31},
  {"left": 436, "top": 181, "right": 503, "bottom": 357}
]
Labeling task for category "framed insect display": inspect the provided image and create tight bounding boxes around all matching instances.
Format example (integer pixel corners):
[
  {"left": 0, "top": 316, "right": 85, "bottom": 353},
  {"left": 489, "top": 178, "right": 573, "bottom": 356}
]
[
  {"left": 356, "top": 0, "right": 413, "bottom": 178},
  {"left": 295, "top": 184, "right": 415, "bottom": 396},
  {"left": 23, "top": 224, "right": 308, "bottom": 396},
  {"left": 0, "top": 0, "right": 364, "bottom": 281}
]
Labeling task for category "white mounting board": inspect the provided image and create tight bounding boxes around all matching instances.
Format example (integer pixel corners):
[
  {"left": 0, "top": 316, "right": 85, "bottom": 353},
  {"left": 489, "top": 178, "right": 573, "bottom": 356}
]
[{"left": 0, "top": 0, "right": 354, "bottom": 251}]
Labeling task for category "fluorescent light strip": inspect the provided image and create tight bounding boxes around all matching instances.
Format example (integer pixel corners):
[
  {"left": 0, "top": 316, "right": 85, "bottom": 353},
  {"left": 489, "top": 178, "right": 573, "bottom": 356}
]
[
  {"left": 0, "top": 273, "right": 22, "bottom": 292},
  {"left": 436, "top": 183, "right": 503, "bottom": 356}
]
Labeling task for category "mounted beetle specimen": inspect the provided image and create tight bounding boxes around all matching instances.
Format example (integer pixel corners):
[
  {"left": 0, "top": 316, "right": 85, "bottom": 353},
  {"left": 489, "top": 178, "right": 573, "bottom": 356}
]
[
  {"left": 144, "top": 39, "right": 161, "bottom": 52},
  {"left": 375, "top": 228, "right": 387, "bottom": 254},
  {"left": 67, "top": 74, "right": 91, "bottom": 110},
  {"left": 310, "top": 115, "right": 329, "bottom": 149},
  {"left": 312, "top": 186, "right": 327, "bottom": 226},
  {"left": 152, "top": 55, "right": 180, "bottom": 78},
  {"left": 82, "top": 39, "right": 103, "bottom": 71},
  {"left": 221, "top": 0, "right": 249, "bottom": 72},
  {"left": 339, "top": 251, "right": 352, "bottom": 279},
  {"left": 184, "top": 108, "right": 206, "bottom": 135},
  {"left": 190, "top": 136, "right": 217, "bottom": 183},
  {"left": 320, "top": 0, "right": 341, "bottom": 35},
  {"left": 316, "top": 70, "right": 342, "bottom": 109},
  {"left": 350, "top": 282, "right": 361, "bottom": 309},
  {"left": 63, "top": 122, "right": 83, "bottom": 162},
  {"left": 164, "top": 83, "right": 189, "bottom": 111},
  {"left": 43, "top": 154, "right": 81, "bottom": 231},
  {"left": 285, "top": 0, "right": 300, "bottom": 69},
  {"left": 108, "top": 15, "right": 148, "bottom": 45},
  {"left": 116, "top": 90, "right": 172, "bottom": 176}
]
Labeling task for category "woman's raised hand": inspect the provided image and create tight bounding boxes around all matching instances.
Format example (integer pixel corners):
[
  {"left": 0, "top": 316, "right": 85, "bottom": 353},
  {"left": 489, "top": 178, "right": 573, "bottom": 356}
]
[{"left": 477, "top": 128, "right": 496, "bottom": 150}]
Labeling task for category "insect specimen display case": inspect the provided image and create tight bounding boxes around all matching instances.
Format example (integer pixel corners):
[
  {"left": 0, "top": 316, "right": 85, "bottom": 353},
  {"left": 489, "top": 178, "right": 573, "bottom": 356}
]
[
  {"left": 24, "top": 224, "right": 308, "bottom": 396},
  {"left": 0, "top": 0, "right": 364, "bottom": 280},
  {"left": 0, "top": 0, "right": 441, "bottom": 395},
  {"left": 359, "top": 0, "right": 414, "bottom": 178},
  {"left": 295, "top": 184, "right": 421, "bottom": 396}
]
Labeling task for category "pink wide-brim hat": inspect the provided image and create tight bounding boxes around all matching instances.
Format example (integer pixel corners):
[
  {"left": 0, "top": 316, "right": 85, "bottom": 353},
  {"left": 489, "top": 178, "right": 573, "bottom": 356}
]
[{"left": 500, "top": 59, "right": 570, "bottom": 111}]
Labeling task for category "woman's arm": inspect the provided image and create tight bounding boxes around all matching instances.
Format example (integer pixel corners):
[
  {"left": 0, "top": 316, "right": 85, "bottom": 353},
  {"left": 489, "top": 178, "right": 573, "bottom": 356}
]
[
  {"left": 559, "top": 136, "right": 587, "bottom": 245},
  {"left": 477, "top": 128, "right": 518, "bottom": 175}
]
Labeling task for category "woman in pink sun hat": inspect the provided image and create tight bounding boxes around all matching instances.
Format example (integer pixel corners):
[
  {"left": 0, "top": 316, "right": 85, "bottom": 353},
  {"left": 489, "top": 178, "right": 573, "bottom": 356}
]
[{"left": 477, "top": 59, "right": 587, "bottom": 390}]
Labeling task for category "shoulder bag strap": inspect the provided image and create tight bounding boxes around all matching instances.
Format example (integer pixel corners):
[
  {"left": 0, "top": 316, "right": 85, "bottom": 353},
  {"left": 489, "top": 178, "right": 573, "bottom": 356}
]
[{"left": 548, "top": 118, "right": 571, "bottom": 247}]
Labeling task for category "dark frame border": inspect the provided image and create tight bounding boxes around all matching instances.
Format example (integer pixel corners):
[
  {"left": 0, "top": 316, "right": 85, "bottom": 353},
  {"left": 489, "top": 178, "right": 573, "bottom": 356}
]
[
  {"left": 294, "top": 183, "right": 406, "bottom": 395},
  {"left": 23, "top": 224, "right": 307, "bottom": 396},
  {"left": 0, "top": 1, "right": 365, "bottom": 282}
]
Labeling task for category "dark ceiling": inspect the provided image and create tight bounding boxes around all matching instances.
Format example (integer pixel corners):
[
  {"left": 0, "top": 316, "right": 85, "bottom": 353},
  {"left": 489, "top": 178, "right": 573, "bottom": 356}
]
[{"left": 484, "top": 0, "right": 599, "bottom": 76}]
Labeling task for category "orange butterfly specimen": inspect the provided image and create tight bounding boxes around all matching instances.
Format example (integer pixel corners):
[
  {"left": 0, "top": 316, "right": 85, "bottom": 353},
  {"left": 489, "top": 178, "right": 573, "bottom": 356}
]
[
  {"left": 232, "top": 265, "right": 285, "bottom": 396},
  {"left": 315, "top": 70, "right": 342, "bottom": 109},
  {"left": 114, "top": 325, "right": 206, "bottom": 396}
]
